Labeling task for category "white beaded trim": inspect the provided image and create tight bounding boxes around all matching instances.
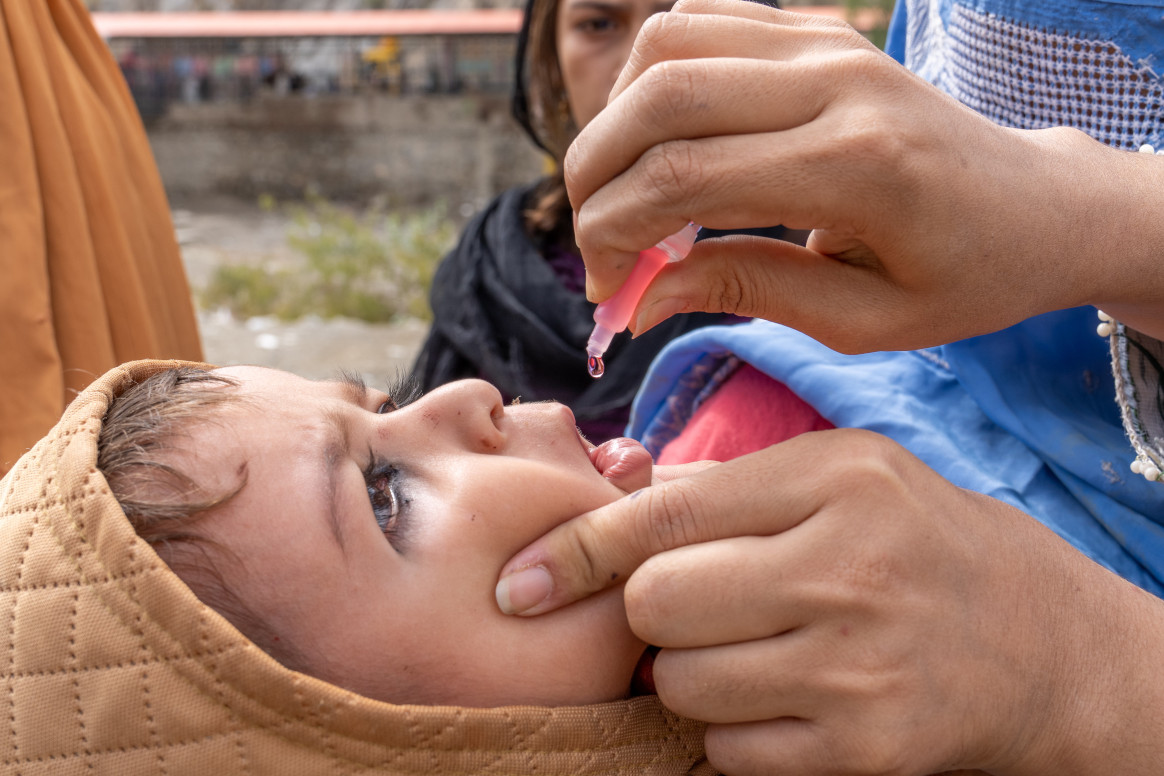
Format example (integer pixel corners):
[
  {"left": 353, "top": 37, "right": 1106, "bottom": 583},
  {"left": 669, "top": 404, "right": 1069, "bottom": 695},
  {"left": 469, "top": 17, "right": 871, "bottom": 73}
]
[
  {"left": 1096, "top": 309, "right": 1114, "bottom": 338},
  {"left": 1131, "top": 457, "right": 1162, "bottom": 481},
  {"left": 1097, "top": 307, "right": 1163, "bottom": 482},
  {"left": 1087, "top": 142, "right": 1164, "bottom": 482}
]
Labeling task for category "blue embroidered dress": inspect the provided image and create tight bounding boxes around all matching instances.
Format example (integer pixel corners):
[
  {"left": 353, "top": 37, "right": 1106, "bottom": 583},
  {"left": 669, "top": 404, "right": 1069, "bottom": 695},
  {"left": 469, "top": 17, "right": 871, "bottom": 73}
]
[{"left": 629, "top": 0, "right": 1164, "bottom": 594}]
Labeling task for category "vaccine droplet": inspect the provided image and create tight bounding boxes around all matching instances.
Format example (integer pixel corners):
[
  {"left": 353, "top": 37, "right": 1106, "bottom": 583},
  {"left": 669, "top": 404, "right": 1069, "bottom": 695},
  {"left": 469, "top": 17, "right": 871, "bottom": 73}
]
[{"left": 587, "top": 355, "right": 605, "bottom": 378}]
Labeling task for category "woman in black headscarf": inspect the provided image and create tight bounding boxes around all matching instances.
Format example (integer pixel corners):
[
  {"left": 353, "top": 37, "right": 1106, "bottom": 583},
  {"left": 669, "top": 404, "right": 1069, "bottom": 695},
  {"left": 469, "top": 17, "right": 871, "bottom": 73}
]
[{"left": 412, "top": 0, "right": 798, "bottom": 442}]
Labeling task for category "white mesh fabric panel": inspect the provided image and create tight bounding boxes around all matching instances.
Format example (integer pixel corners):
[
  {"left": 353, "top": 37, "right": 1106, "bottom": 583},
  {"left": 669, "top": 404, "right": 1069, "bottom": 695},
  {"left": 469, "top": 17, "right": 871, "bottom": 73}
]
[{"left": 940, "top": 4, "right": 1164, "bottom": 149}]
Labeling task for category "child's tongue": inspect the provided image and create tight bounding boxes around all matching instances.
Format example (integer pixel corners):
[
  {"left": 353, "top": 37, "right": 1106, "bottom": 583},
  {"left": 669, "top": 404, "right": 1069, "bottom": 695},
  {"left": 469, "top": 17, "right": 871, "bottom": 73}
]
[{"left": 589, "top": 437, "right": 653, "bottom": 489}]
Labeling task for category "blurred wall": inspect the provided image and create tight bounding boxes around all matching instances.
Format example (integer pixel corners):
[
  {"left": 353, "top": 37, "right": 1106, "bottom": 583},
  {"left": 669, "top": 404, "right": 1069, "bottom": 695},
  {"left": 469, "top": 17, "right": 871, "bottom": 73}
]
[{"left": 146, "top": 92, "right": 545, "bottom": 212}]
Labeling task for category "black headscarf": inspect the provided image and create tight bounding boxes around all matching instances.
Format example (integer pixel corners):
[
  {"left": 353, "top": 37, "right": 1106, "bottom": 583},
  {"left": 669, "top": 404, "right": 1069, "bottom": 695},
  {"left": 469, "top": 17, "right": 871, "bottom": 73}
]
[
  {"left": 420, "top": 0, "right": 787, "bottom": 441},
  {"left": 411, "top": 182, "right": 731, "bottom": 442}
]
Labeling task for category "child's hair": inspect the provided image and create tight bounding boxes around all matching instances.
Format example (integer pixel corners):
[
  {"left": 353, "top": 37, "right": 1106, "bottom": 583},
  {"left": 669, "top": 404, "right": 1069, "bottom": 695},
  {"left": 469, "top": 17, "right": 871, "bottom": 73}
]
[{"left": 97, "top": 367, "right": 310, "bottom": 672}]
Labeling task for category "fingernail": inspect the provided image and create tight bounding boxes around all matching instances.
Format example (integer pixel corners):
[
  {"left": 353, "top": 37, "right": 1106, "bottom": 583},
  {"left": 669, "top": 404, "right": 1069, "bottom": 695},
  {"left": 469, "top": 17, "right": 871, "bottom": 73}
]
[
  {"left": 632, "top": 298, "right": 685, "bottom": 338},
  {"left": 495, "top": 566, "right": 553, "bottom": 615}
]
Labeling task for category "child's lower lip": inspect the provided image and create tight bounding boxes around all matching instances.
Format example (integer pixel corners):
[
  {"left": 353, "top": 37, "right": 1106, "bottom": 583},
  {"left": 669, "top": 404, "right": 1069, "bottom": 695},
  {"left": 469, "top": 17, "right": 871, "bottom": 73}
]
[
  {"left": 588, "top": 440, "right": 614, "bottom": 476},
  {"left": 588, "top": 437, "right": 647, "bottom": 479}
]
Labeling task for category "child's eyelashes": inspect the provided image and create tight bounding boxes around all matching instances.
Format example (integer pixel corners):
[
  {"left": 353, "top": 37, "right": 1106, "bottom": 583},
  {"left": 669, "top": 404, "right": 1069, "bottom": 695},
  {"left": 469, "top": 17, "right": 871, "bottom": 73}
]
[
  {"left": 365, "top": 452, "right": 409, "bottom": 549},
  {"left": 363, "top": 374, "right": 421, "bottom": 550},
  {"left": 378, "top": 373, "right": 424, "bottom": 414}
]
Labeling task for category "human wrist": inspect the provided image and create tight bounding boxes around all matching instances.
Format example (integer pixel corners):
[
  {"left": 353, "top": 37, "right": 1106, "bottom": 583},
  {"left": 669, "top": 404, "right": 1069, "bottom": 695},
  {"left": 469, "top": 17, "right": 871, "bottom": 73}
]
[
  {"left": 1006, "top": 550, "right": 1164, "bottom": 775},
  {"left": 1033, "top": 127, "right": 1164, "bottom": 339}
]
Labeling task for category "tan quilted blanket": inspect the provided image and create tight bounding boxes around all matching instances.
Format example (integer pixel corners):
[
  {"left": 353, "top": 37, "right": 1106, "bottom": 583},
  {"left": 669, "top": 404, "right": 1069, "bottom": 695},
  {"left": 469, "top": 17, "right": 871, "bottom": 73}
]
[{"left": 0, "top": 360, "right": 713, "bottom": 775}]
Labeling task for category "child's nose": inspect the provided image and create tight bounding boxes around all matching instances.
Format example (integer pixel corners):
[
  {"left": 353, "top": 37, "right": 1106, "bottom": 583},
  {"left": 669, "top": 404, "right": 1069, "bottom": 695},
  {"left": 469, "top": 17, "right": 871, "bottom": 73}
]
[{"left": 425, "top": 379, "right": 506, "bottom": 452}]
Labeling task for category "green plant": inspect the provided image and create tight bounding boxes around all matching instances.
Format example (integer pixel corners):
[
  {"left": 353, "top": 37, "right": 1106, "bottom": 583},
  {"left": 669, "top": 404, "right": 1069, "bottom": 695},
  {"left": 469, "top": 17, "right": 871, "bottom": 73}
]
[
  {"left": 201, "top": 194, "right": 456, "bottom": 323},
  {"left": 201, "top": 263, "right": 289, "bottom": 319},
  {"left": 844, "top": 0, "right": 895, "bottom": 49}
]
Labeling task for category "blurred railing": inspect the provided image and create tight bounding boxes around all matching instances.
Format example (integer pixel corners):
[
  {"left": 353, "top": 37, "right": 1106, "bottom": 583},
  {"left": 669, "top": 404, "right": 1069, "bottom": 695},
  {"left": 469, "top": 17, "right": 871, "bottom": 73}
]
[
  {"left": 93, "top": 7, "right": 877, "bottom": 117},
  {"left": 95, "top": 11, "right": 522, "bottom": 117}
]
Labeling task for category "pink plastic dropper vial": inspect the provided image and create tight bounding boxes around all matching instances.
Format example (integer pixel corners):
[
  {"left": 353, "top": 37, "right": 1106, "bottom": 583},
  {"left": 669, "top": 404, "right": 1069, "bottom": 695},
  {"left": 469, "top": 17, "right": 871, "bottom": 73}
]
[{"left": 586, "top": 223, "right": 701, "bottom": 378}]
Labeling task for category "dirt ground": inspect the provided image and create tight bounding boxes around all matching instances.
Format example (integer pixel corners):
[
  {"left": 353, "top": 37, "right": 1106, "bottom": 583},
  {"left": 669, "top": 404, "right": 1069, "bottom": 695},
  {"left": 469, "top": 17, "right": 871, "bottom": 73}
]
[{"left": 173, "top": 196, "right": 431, "bottom": 384}]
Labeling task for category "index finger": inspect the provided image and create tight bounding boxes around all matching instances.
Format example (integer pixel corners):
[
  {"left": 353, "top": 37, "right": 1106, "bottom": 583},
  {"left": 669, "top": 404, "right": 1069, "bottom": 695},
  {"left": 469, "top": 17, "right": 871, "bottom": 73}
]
[
  {"left": 610, "top": 0, "right": 851, "bottom": 104},
  {"left": 564, "top": 9, "right": 871, "bottom": 299},
  {"left": 494, "top": 436, "right": 830, "bottom": 616}
]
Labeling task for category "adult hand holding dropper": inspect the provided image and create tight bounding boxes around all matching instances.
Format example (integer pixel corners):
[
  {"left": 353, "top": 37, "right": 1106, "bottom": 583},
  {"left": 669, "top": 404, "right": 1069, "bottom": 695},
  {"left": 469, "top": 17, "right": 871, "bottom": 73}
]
[{"left": 498, "top": 0, "right": 1164, "bottom": 773}]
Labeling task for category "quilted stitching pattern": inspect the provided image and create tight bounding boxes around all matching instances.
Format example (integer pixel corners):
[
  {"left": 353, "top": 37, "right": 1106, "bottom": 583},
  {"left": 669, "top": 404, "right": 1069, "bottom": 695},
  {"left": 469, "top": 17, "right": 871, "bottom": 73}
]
[{"left": 0, "top": 361, "right": 712, "bottom": 775}]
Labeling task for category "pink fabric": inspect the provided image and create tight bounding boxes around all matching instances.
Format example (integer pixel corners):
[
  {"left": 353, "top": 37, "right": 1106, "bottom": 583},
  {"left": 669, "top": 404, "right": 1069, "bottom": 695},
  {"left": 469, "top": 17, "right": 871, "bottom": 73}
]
[{"left": 658, "top": 364, "right": 834, "bottom": 464}]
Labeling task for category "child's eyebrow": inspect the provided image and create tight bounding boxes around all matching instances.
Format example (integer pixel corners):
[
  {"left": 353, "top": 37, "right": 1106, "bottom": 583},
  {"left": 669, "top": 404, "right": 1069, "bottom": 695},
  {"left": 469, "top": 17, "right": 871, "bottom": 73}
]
[
  {"left": 320, "top": 409, "right": 352, "bottom": 555},
  {"left": 334, "top": 371, "right": 370, "bottom": 406},
  {"left": 318, "top": 373, "right": 370, "bottom": 555}
]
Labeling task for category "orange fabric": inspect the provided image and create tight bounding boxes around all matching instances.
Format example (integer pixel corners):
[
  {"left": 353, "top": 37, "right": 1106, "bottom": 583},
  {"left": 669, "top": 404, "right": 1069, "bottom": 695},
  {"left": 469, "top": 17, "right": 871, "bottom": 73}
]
[{"left": 0, "top": 0, "right": 202, "bottom": 476}]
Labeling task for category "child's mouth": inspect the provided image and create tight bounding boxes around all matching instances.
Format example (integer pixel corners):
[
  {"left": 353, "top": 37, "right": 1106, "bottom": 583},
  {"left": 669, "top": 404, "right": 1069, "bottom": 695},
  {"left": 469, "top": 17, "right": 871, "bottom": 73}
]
[
  {"left": 630, "top": 645, "right": 660, "bottom": 696},
  {"left": 589, "top": 437, "right": 653, "bottom": 487}
]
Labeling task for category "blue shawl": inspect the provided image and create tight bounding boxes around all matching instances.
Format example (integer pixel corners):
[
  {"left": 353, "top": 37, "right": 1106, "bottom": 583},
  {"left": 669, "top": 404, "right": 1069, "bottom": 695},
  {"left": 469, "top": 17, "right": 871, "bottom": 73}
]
[{"left": 630, "top": 309, "right": 1164, "bottom": 595}]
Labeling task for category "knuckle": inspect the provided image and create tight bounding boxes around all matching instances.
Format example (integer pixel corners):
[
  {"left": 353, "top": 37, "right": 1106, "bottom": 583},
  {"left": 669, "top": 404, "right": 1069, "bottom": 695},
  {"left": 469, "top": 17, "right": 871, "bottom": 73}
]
[
  {"left": 841, "top": 737, "right": 912, "bottom": 776},
  {"left": 653, "top": 649, "right": 779, "bottom": 725},
  {"left": 706, "top": 263, "right": 749, "bottom": 316},
  {"left": 841, "top": 46, "right": 895, "bottom": 86},
  {"left": 811, "top": 430, "right": 914, "bottom": 506},
  {"left": 835, "top": 64, "right": 911, "bottom": 163},
  {"left": 637, "top": 139, "right": 702, "bottom": 207},
  {"left": 703, "top": 725, "right": 770, "bottom": 776},
  {"left": 636, "top": 60, "right": 704, "bottom": 129},
  {"left": 813, "top": 431, "right": 922, "bottom": 600},
  {"left": 622, "top": 483, "right": 707, "bottom": 564},
  {"left": 639, "top": 11, "right": 706, "bottom": 65},
  {"left": 563, "top": 515, "right": 620, "bottom": 592},
  {"left": 631, "top": 11, "right": 674, "bottom": 59},
  {"left": 840, "top": 430, "right": 911, "bottom": 489},
  {"left": 843, "top": 119, "right": 909, "bottom": 184},
  {"left": 642, "top": 483, "right": 707, "bottom": 553},
  {"left": 623, "top": 555, "right": 682, "bottom": 635}
]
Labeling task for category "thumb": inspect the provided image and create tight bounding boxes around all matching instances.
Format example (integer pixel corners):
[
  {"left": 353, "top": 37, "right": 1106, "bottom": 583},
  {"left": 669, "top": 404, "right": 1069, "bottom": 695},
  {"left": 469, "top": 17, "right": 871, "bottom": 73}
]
[
  {"left": 494, "top": 442, "right": 821, "bottom": 616},
  {"left": 631, "top": 235, "right": 903, "bottom": 354}
]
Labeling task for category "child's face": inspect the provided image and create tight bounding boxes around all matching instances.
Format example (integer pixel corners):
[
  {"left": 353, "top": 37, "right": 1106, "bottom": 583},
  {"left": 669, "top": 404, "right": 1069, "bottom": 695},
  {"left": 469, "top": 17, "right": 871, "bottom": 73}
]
[{"left": 177, "top": 366, "right": 653, "bottom": 707}]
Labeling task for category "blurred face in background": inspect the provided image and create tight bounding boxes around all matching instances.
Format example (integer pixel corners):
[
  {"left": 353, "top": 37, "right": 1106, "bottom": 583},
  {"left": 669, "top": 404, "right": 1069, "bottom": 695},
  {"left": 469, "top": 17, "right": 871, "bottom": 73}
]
[{"left": 556, "top": 0, "right": 675, "bottom": 129}]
